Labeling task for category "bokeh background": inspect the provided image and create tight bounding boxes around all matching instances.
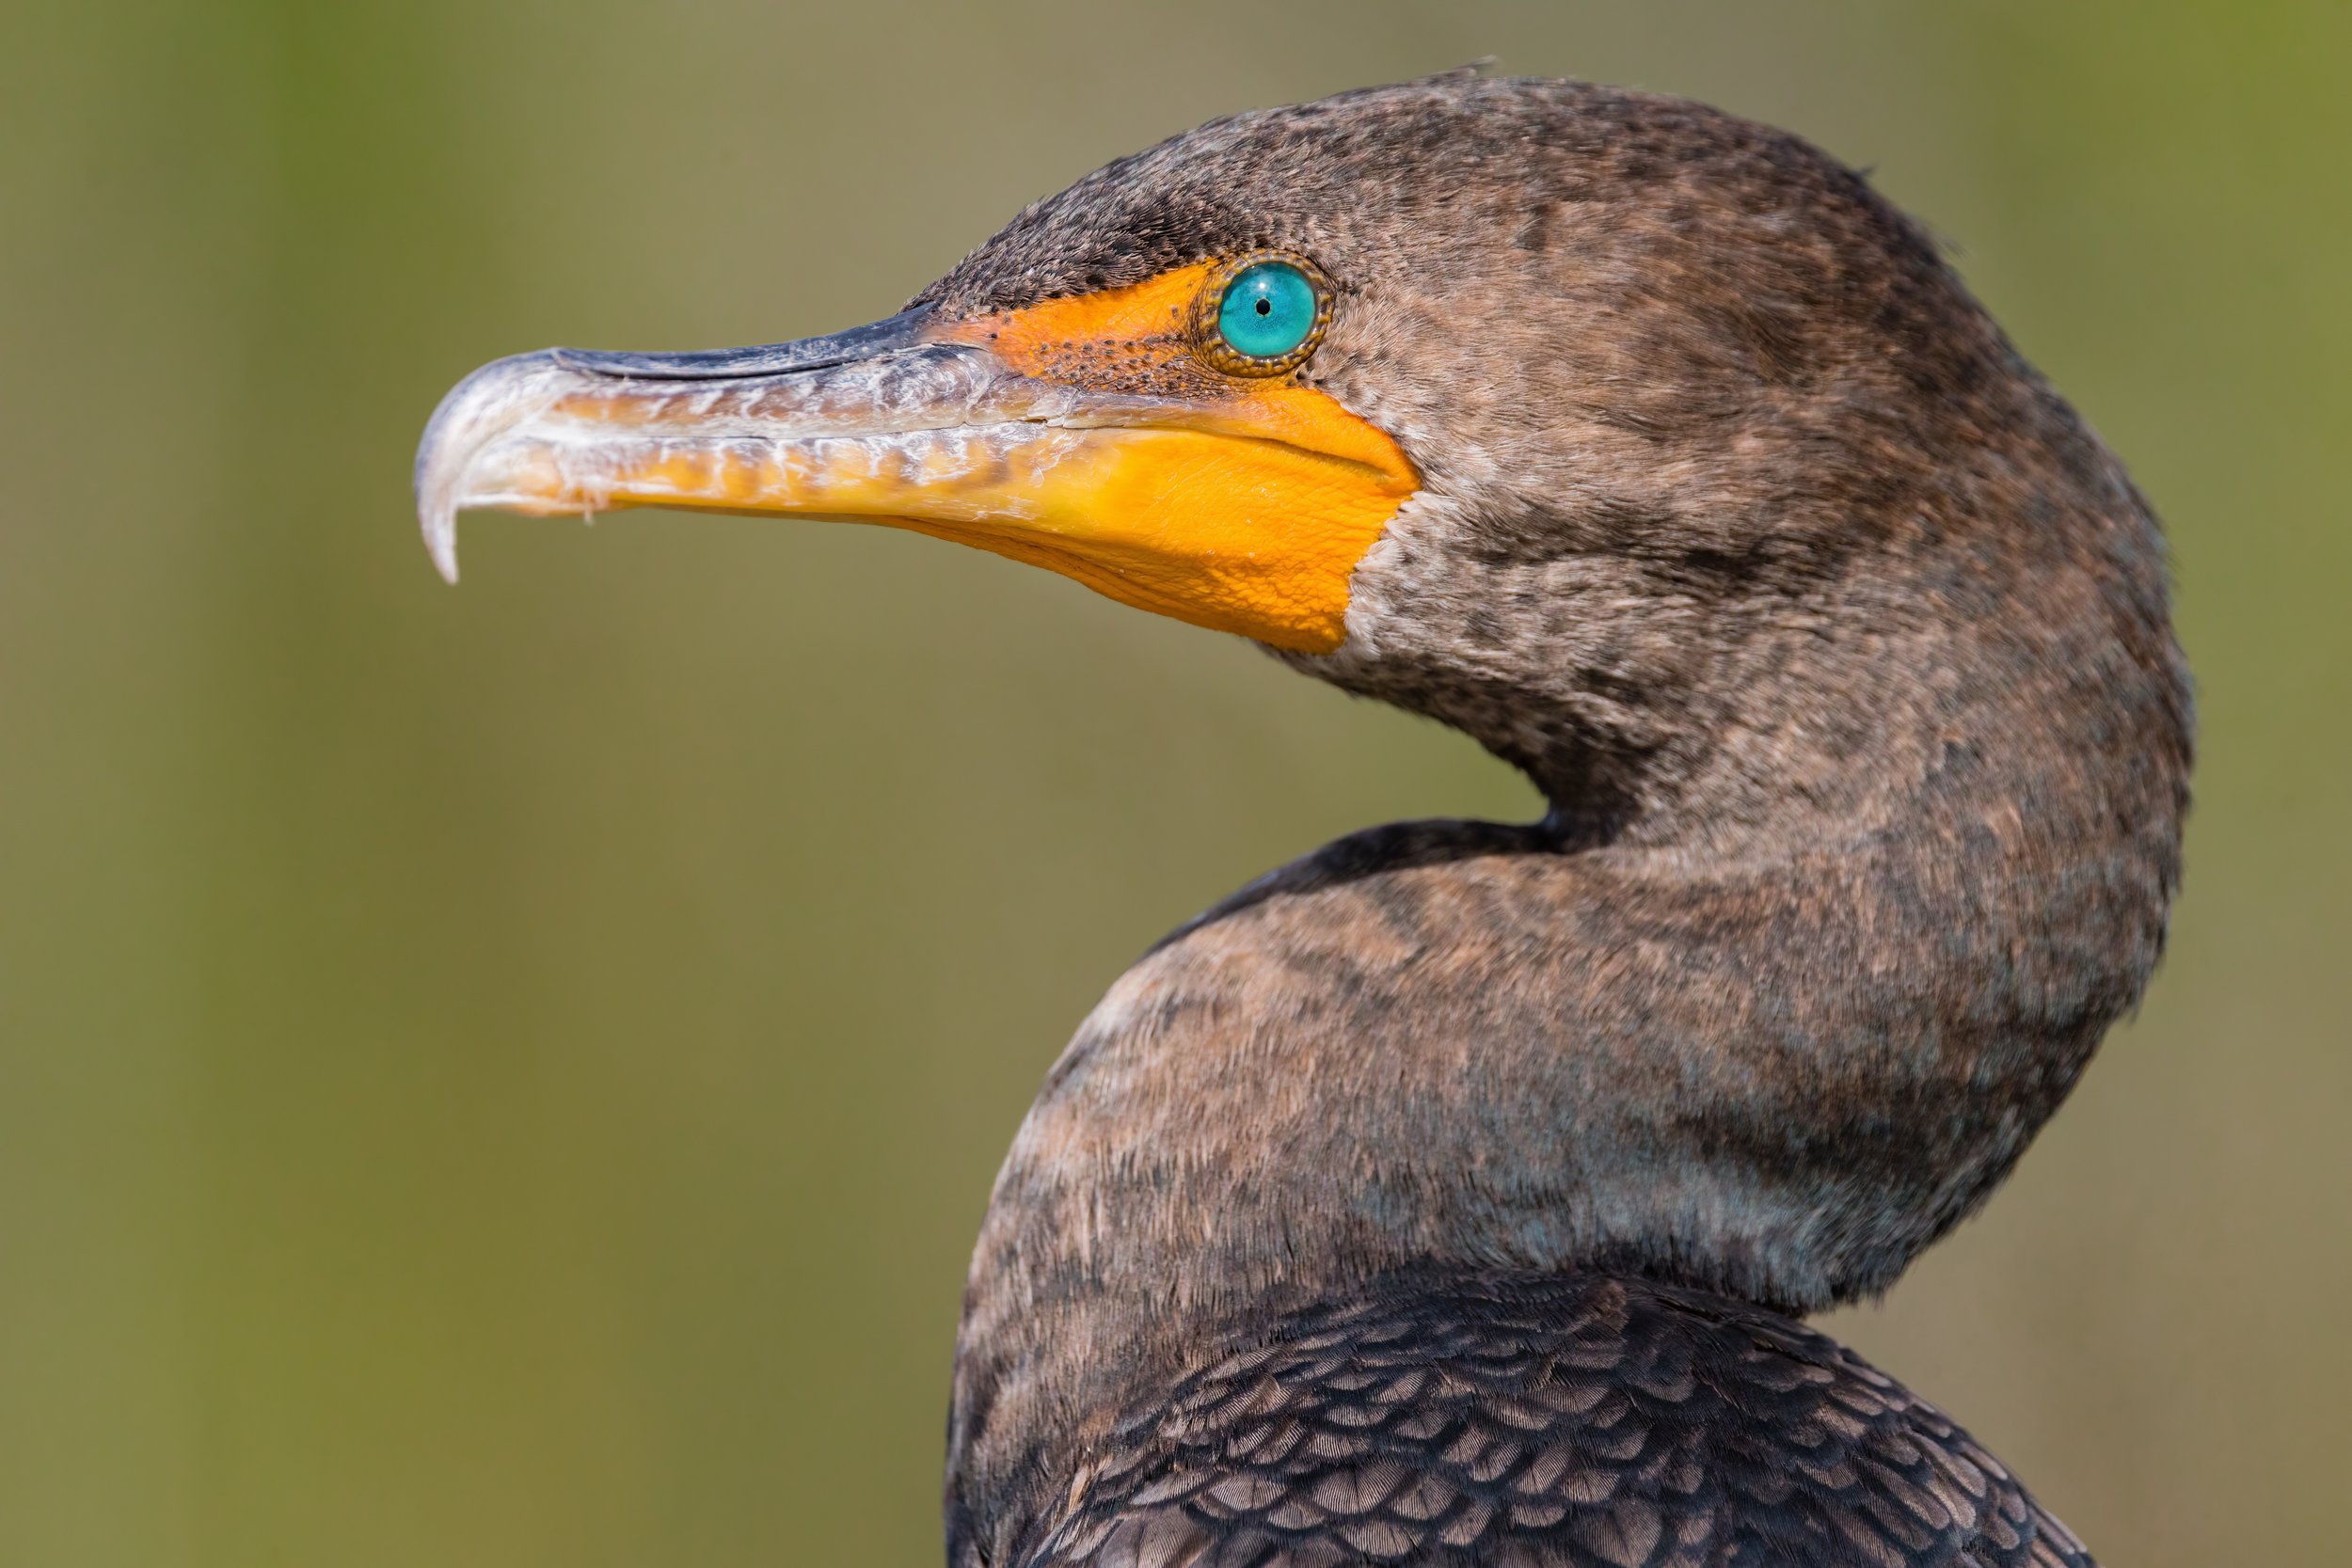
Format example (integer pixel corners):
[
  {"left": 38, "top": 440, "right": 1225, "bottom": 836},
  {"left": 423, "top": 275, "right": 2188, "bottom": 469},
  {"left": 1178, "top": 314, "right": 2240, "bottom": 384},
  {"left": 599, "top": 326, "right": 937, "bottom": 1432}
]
[{"left": 4, "top": 2, "right": 2345, "bottom": 1563}]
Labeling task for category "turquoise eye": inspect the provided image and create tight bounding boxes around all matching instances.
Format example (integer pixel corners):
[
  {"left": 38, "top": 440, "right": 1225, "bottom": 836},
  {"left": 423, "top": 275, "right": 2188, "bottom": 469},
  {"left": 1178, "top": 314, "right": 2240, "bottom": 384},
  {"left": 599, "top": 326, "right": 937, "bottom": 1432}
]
[{"left": 1216, "top": 261, "right": 1320, "bottom": 362}]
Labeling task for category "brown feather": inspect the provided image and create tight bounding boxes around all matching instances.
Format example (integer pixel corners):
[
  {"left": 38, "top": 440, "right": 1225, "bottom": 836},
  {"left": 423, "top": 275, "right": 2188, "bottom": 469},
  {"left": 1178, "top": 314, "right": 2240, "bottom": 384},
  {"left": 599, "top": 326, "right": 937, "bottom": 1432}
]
[{"left": 919, "top": 75, "right": 2185, "bottom": 1568}]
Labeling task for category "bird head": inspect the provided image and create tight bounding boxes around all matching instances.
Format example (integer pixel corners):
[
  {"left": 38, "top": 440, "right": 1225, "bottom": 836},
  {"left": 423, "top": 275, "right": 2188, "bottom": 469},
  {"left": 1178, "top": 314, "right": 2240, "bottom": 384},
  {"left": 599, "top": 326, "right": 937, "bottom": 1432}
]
[{"left": 419, "top": 74, "right": 2177, "bottom": 836}]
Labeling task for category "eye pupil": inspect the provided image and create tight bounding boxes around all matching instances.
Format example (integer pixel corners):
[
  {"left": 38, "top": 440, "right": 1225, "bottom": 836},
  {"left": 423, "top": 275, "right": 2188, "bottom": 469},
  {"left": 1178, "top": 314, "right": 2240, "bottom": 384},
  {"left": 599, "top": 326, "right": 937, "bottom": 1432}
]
[{"left": 1215, "top": 260, "right": 1319, "bottom": 365}]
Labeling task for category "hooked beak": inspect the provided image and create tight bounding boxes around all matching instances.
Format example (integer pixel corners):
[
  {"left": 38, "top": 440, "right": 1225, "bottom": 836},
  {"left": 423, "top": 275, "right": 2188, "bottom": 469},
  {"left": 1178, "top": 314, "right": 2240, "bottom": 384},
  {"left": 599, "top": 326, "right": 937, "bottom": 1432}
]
[{"left": 413, "top": 277, "right": 1417, "bottom": 652}]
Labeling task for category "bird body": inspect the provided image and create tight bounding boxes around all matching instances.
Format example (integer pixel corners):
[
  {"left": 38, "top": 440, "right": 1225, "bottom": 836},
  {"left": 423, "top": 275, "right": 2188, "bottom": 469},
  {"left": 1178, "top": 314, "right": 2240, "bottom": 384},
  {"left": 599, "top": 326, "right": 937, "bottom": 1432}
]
[
  {"left": 1012, "top": 1271, "right": 2089, "bottom": 1568},
  {"left": 418, "top": 73, "right": 2188, "bottom": 1568}
]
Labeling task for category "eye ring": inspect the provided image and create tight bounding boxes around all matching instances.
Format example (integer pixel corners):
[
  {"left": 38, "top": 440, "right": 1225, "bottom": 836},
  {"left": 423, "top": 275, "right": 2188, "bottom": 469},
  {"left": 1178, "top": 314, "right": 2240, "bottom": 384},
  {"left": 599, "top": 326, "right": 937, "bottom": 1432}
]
[{"left": 1191, "top": 251, "right": 1334, "bottom": 377}]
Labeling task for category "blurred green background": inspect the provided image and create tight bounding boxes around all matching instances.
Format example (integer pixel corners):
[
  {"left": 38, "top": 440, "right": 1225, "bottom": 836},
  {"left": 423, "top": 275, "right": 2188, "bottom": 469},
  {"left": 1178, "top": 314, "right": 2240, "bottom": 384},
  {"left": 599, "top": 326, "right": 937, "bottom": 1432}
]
[{"left": 3, "top": 1, "right": 2345, "bottom": 1563}]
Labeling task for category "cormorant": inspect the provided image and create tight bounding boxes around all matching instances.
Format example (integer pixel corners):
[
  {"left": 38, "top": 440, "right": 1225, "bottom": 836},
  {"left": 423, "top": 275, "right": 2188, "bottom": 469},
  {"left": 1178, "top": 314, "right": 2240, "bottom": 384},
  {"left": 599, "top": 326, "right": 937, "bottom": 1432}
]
[{"left": 415, "top": 73, "right": 2191, "bottom": 1568}]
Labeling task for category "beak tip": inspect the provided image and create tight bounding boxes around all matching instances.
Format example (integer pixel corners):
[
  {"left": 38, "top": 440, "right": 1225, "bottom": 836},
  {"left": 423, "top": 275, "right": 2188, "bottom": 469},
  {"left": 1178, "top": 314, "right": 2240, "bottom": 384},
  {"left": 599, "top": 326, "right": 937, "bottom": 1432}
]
[
  {"left": 416, "top": 456, "right": 463, "bottom": 583},
  {"left": 416, "top": 348, "right": 566, "bottom": 585},
  {"left": 424, "top": 514, "right": 461, "bottom": 584}
]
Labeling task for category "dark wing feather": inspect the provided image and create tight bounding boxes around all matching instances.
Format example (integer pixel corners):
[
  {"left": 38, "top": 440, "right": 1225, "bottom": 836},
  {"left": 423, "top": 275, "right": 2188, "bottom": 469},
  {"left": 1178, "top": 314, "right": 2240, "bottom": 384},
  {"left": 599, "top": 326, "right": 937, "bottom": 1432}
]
[{"left": 1021, "top": 1272, "right": 2091, "bottom": 1568}]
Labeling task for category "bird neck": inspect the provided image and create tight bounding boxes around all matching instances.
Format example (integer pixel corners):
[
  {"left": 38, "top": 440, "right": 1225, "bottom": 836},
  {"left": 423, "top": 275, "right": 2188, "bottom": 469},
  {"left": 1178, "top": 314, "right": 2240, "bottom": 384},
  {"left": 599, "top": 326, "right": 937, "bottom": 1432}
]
[{"left": 946, "top": 485, "right": 2188, "bottom": 1567}]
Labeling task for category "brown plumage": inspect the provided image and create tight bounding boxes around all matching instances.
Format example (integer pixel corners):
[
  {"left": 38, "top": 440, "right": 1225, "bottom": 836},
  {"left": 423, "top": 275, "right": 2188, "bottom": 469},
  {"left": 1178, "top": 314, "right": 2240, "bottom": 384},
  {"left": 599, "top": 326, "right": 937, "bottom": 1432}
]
[
  {"left": 1021, "top": 1273, "right": 2090, "bottom": 1568},
  {"left": 934, "top": 76, "right": 2186, "bottom": 1568},
  {"left": 420, "top": 71, "right": 2191, "bottom": 1568}
]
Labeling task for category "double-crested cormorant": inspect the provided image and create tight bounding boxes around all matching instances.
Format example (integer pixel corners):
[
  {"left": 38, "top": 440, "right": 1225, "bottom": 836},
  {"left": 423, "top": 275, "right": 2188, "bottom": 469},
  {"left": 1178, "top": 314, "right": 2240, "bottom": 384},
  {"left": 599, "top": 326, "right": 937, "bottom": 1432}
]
[{"left": 416, "top": 73, "right": 2190, "bottom": 1568}]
